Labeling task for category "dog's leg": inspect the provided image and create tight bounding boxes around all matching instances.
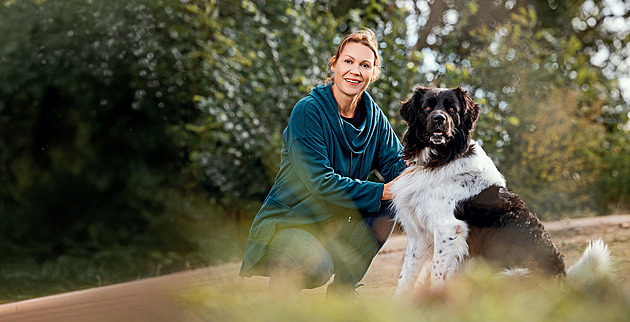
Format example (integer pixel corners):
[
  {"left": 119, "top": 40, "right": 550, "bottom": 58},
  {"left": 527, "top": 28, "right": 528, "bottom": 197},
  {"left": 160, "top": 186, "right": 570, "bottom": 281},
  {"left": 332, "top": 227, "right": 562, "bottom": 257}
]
[
  {"left": 394, "top": 226, "right": 432, "bottom": 298},
  {"left": 415, "top": 259, "right": 432, "bottom": 288},
  {"left": 430, "top": 219, "right": 469, "bottom": 290}
]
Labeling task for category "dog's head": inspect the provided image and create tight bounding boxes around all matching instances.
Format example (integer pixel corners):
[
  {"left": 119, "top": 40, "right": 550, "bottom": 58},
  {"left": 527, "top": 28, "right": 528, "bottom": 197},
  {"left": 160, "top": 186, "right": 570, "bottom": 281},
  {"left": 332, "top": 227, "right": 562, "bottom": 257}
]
[{"left": 400, "top": 86, "right": 481, "bottom": 167}]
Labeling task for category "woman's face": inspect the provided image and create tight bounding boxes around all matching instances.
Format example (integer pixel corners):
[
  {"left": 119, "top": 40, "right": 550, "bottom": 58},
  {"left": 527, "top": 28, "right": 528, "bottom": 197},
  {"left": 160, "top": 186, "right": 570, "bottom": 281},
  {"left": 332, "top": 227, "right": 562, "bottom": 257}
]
[{"left": 331, "top": 42, "right": 376, "bottom": 99}]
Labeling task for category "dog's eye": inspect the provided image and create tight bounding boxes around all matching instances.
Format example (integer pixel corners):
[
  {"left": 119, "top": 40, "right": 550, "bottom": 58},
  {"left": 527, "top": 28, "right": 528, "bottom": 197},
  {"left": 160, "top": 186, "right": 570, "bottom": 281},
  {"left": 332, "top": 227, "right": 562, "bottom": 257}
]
[
  {"left": 425, "top": 106, "right": 431, "bottom": 111},
  {"left": 449, "top": 107, "right": 455, "bottom": 112}
]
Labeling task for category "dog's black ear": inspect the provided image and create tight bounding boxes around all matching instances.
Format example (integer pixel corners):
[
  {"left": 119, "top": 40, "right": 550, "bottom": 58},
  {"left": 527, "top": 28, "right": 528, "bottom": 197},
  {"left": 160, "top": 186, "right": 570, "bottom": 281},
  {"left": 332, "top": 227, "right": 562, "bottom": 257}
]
[
  {"left": 400, "top": 86, "right": 431, "bottom": 160},
  {"left": 399, "top": 98, "right": 414, "bottom": 124},
  {"left": 400, "top": 86, "right": 431, "bottom": 124},
  {"left": 456, "top": 86, "right": 481, "bottom": 133}
]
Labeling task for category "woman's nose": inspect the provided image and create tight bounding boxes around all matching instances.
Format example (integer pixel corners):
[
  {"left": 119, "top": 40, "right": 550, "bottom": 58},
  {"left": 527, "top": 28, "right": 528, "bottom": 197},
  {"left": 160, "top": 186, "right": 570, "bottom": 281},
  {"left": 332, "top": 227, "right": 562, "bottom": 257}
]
[{"left": 350, "top": 64, "right": 360, "bottom": 74}]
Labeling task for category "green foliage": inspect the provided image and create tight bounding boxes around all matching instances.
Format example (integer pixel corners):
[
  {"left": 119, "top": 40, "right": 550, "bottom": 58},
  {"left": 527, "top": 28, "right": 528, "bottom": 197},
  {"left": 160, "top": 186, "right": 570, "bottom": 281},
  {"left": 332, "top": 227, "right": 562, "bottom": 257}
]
[
  {"left": 182, "top": 262, "right": 630, "bottom": 321},
  {"left": 500, "top": 89, "right": 605, "bottom": 218},
  {"left": 186, "top": 0, "right": 339, "bottom": 204},
  {"left": 0, "top": 0, "right": 233, "bottom": 290},
  {"left": 598, "top": 131, "right": 630, "bottom": 213},
  {"left": 1, "top": 0, "right": 629, "bottom": 303}
]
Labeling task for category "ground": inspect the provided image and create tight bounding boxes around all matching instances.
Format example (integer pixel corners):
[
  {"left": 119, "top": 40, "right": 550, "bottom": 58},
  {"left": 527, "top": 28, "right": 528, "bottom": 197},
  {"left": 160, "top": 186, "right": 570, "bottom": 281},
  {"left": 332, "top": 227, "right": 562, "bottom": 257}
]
[
  {"left": 1, "top": 215, "right": 629, "bottom": 321},
  {"left": 356, "top": 214, "right": 630, "bottom": 298}
]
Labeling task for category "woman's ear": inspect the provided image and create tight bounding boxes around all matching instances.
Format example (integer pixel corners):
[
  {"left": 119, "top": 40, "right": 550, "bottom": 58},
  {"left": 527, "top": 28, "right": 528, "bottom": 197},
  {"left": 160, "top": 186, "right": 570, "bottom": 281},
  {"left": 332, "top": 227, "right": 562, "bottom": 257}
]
[
  {"left": 329, "top": 57, "right": 337, "bottom": 73},
  {"left": 371, "top": 72, "right": 380, "bottom": 82},
  {"left": 371, "top": 63, "right": 381, "bottom": 81}
]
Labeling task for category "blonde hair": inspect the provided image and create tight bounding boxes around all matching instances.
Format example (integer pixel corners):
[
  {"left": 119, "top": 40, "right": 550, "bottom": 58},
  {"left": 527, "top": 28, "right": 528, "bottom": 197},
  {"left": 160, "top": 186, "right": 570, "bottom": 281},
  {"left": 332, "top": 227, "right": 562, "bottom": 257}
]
[{"left": 325, "top": 28, "right": 381, "bottom": 83}]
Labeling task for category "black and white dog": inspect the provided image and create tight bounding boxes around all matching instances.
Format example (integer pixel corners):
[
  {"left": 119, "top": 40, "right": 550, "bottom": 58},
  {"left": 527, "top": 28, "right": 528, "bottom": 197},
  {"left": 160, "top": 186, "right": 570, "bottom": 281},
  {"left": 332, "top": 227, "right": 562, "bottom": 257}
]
[{"left": 391, "top": 86, "right": 611, "bottom": 295}]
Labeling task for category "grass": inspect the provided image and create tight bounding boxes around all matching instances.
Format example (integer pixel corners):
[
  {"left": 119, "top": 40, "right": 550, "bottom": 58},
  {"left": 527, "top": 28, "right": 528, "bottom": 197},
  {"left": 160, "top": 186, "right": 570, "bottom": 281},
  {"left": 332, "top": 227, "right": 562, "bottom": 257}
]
[
  {"left": 0, "top": 194, "right": 252, "bottom": 304},
  {"left": 0, "top": 248, "right": 177, "bottom": 303},
  {"left": 2, "top": 217, "right": 629, "bottom": 320},
  {"left": 180, "top": 262, "right": 630, "bottom": 322},
  {"left": 0, "top": 232, "right": 246, "bottom": 304}
]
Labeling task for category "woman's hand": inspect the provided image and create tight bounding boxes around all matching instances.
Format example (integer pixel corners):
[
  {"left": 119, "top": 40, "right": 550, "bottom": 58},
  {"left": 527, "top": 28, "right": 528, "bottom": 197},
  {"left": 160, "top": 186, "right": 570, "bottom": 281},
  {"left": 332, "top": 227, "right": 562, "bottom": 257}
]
[
  {"left": 382, "top": 167, "right": 414, "bottom": 200},
  {"left": 382, "top": 181, "right": 394, "bottom": 200}
]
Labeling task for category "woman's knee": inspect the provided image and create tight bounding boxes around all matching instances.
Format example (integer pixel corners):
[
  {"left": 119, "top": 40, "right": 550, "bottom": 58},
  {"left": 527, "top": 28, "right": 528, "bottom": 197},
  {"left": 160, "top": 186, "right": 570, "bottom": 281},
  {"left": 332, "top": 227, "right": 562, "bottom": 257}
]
[
  {"left": 267, "top": 228, "right": 334, "bottom": 289},
  {"left": 302, "top": 252, "right": 333, "bottom": 288}
]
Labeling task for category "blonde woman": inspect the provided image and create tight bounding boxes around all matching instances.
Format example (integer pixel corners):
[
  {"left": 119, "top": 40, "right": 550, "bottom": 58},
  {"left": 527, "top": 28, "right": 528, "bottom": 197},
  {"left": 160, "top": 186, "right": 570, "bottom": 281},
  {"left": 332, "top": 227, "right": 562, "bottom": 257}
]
[{"left": 240, "top": 28, "right": 407, "bottom": 297}]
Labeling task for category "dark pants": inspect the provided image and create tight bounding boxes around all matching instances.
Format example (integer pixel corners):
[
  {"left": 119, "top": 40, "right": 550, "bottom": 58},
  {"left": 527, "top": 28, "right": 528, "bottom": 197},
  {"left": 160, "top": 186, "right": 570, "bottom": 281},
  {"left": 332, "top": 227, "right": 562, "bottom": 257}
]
[{"left": 262, "top": 201, "right": 397, "bottom": 290}]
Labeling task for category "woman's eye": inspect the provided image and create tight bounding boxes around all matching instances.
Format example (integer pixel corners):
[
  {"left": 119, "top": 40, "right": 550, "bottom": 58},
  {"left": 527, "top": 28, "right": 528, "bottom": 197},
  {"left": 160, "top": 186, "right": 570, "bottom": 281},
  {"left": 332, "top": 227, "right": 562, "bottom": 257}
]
[
  {"left": 362, "top": 64, "right": 371, "bottom": 68},
  {"left": 345, "top": 59, "right": 352, "bottom": 64}
]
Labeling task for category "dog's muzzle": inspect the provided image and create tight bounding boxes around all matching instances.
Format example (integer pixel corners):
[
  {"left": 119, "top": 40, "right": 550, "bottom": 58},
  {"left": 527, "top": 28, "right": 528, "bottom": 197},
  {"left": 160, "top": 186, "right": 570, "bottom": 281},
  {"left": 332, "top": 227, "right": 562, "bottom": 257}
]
[{"left": 428, "top": 112, "right": 450, "bottom": 145}]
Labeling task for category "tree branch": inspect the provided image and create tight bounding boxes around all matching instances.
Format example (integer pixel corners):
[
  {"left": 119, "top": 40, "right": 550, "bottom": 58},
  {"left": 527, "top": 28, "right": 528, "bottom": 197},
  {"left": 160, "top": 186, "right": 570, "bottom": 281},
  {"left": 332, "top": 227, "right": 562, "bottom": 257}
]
[{"left": 412, "top": 0, "right": 447, "bottom": 51}]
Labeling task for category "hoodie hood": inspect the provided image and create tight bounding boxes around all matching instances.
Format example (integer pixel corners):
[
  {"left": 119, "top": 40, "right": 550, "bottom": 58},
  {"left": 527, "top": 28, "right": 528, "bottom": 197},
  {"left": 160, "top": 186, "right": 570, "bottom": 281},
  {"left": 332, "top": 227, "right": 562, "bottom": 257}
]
[{"left": 308, "top": 83, "right": 377, "bottom": 154}]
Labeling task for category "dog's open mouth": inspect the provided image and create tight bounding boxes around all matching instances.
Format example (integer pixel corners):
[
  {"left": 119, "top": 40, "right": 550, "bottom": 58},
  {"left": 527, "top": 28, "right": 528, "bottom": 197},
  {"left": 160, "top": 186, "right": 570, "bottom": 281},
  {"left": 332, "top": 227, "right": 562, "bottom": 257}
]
[{"left": 430, "top": 130, "right": 447, "bottom": 145}]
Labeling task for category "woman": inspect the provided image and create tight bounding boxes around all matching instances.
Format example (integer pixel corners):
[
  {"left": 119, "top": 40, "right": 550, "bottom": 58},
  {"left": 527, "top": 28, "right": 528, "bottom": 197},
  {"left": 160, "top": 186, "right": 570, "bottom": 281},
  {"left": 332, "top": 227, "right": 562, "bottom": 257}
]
[{"left": 239, "top": 28, "right": 407, "bottom": 297}]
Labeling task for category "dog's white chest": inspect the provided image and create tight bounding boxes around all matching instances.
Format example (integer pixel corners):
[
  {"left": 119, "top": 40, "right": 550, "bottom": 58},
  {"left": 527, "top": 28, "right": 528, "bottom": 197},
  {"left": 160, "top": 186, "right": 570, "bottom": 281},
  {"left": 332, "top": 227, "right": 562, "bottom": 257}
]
[{"left": 391, "top": 144, "right": 506, "bottom": 231}]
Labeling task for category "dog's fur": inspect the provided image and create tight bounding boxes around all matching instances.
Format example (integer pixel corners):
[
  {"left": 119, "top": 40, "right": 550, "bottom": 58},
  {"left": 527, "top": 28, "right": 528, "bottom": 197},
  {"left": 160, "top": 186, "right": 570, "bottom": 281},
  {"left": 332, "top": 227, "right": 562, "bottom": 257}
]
[{"left": 391, "top": 86, "right": 611, "bottom": 295}]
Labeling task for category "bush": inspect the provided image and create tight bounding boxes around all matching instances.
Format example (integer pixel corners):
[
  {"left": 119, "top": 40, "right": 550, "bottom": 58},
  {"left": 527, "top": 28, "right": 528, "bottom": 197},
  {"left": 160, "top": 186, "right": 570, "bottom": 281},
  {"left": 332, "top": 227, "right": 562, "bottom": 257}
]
[{"left": 0, "top": 0, "right": 202, "bottom": 261}]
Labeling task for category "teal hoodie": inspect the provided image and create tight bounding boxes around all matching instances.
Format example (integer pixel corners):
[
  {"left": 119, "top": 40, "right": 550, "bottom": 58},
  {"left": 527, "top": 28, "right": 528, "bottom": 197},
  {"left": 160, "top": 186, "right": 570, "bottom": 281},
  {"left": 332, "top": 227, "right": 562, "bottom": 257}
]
[{"left": 240, "top": 83, "right": 406, "bottom": 277}]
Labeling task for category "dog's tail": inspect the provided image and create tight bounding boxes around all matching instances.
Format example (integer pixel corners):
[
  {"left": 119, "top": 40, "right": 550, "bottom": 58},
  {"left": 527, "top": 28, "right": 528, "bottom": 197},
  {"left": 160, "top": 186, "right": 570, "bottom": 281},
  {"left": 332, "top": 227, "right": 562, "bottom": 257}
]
[{"left": 566, "top": 239, "right": 613, "bottom": 286}]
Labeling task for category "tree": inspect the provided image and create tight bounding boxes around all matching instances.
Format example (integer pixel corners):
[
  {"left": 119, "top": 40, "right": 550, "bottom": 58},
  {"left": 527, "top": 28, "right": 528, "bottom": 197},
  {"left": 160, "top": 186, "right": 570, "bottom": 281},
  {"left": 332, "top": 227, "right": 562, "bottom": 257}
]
[
  {"left": 0, "top": 0, "right": 204, "bottom": 263},
  {"left": 401, "top": 0, "right": 629, "bottom": 216}
]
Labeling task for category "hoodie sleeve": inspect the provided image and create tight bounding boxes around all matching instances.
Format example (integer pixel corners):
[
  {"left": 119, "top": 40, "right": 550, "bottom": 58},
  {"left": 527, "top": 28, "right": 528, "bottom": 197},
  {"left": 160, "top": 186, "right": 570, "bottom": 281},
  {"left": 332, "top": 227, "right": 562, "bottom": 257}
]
[
  {"left": 287, "top": 102, "right": 384, "bottom": 214},
  {"left": 374, "top": 110, "right": 407, "bottom": 182}
]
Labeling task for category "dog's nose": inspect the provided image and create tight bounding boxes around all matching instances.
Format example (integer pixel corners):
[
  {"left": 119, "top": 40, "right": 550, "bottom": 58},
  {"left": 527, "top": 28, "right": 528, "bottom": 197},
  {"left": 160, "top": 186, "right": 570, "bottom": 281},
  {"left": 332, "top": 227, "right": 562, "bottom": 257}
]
[{"left": 432, "top": 113, "right": 447, "bottom": 123}]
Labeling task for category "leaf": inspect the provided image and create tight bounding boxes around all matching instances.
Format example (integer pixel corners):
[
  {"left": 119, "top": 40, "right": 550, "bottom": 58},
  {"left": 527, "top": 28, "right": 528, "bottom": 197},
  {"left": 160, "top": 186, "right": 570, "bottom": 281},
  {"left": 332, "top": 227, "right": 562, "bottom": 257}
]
[{"left": 507, "top": 116, "right": 520, "bottom": 126}]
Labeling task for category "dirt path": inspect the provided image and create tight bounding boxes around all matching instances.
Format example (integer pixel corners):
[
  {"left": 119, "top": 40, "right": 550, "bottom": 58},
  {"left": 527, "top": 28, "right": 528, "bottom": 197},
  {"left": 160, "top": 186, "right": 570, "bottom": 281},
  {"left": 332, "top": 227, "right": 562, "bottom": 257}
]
[{"left": 1, "top": 215, "right": 629, "bottom": 321}]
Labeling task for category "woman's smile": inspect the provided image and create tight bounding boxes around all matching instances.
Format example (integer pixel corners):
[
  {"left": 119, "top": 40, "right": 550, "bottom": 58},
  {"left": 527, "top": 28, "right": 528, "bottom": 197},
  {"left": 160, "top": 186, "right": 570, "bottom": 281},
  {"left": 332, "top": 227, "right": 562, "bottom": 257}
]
[
  {"left": 344, "top": 78, "right": 361, "bottom": 84},
  {"left": 344, "top": 78, "right": 362, "bottom": 85}
]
